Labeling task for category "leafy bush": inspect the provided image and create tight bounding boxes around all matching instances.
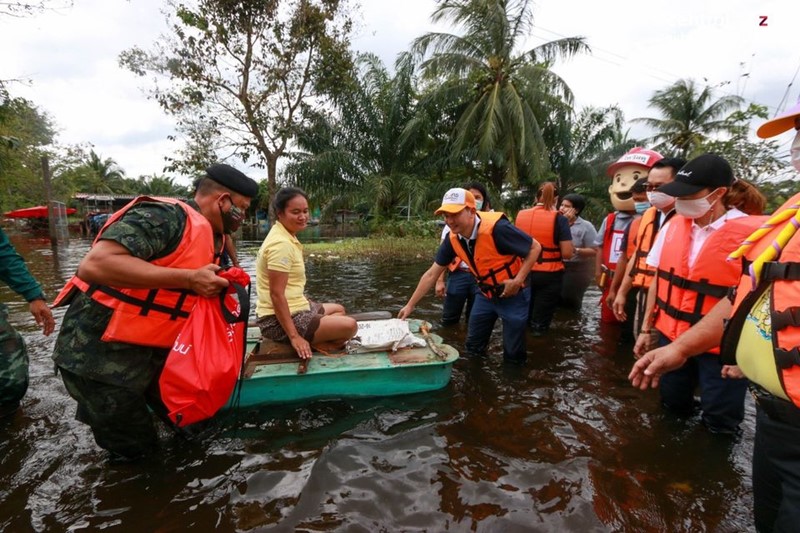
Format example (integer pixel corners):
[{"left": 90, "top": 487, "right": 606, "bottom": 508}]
[{"left": 369, "top": 218, "right": 443, "bottom": 238}]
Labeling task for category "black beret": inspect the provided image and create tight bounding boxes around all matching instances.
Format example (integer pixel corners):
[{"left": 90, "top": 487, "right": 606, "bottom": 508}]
[{"left": 205, "top": 163, "right": 259, "bottom": 198}]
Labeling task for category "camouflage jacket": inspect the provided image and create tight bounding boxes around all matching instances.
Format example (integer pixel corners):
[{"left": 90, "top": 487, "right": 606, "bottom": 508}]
[{"left": 52, "top": 201, "right": 217, "bottom": 391}]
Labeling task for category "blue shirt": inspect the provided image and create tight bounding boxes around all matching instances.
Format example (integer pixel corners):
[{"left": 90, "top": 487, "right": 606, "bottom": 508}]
[{"left": 434, "top": 215, "right": 533, "bottom": 267}]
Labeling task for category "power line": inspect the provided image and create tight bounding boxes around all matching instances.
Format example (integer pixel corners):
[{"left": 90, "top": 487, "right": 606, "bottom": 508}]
[
  {"left": 774, "top": 59, "right": 800, "bottom": 117},
  {"left": 528, "top": 24, "right": 780, "bottom": 113}
]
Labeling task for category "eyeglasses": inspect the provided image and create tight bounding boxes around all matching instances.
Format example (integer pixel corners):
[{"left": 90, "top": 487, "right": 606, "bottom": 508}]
[{"left": 644, "top": 183, "right": 660, "bottom": 191}]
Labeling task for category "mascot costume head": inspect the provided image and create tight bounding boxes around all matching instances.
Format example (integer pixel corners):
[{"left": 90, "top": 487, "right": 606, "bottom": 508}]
[{"left": 606, "top": 147, "right": 663, "bottom": 212}]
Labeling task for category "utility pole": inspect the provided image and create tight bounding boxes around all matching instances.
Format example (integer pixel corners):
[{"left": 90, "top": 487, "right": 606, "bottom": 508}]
[{"left": 42, "top": 156, "right": 57, "bottom": 246}]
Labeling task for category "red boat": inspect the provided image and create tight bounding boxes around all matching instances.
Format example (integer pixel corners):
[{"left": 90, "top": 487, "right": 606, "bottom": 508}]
[{"left": 3, "top": 205, "right": 77, "bottom": 219}]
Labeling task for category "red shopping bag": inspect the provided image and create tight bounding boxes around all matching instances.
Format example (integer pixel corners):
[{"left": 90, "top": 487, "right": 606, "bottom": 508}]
[{"left": 159, "top": 268, "right": 251, "bottom": 427}]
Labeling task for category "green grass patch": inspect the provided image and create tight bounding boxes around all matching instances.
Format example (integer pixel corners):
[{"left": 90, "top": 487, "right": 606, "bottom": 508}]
[{"left": 303, "top": 236, "right": 439, "bottom": 262}]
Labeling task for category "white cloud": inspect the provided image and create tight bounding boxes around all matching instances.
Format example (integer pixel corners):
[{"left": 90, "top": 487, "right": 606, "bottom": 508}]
[{"left": 1, "top": 0, "right": 798, "bottom": 186}]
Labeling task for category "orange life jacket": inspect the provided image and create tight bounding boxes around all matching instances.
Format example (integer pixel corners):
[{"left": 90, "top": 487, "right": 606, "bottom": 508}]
[
  {"left": 626, "top": 217, "right": 641, "bottom": 260},
  {"left": 53, "top": 197, "right": 219, "bottom": 348},
  {"left": 449, "top": 211, "right": 523, "bottom": 298},
  {"left": 628, "top": 207, "right": 665, "bottom": 289},
  {"left": 515, "top": 206, "right": 564, "bottom": 272},
  {"left": 721, "top": 192, "right": 800, "bottom": 406},
  {"left": 654, "top": 214, "right": 766, "bottom": 352},
  {"left": 447, "top": 257, "right": 462, "bottom": 272}
]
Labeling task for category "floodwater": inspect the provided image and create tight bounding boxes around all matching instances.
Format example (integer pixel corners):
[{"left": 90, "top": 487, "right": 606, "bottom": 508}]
[{"left": 1, "top": 233, "right": 755, "bottom": 532}]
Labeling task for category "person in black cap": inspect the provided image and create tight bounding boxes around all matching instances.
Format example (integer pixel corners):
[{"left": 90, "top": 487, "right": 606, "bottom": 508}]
[
  {"left": 51, "top": 163, "right": 258, "bottom": 461},
  {"left": 630, "top": 99, "right": 800, "bottom": 531},
  {"left": 629, "top": 153, "right": 767, "bottom": 434}
]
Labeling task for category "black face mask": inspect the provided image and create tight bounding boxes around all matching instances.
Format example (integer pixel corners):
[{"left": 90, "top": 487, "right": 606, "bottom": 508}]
[{"left": 219, "top": 196, "right": 245, "bottom": 234}]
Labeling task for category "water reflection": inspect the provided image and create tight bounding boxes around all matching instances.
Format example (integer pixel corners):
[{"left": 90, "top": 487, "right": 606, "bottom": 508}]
[{"left": 0, "top": 234, "right": 755, "bottom": 531}]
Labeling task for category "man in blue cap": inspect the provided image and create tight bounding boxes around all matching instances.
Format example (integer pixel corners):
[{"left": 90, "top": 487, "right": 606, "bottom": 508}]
[{"left": 52, "top": 163, "right": 258, "bottom": 460}]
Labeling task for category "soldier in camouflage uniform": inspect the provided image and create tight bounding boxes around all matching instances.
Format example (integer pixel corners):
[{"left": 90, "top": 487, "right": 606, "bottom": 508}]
[
  {"left": 1, "top": 227, "right": 56, "bottom": 418},
  {"left": 52, "top": 164, "right": 258, "bottom": 460}
]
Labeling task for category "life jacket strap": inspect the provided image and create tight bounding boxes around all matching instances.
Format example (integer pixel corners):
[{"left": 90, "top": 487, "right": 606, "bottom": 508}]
[
  {"left": 86, "top": 284, "right": 193, "bottom": 320},
  {"left": 772, "top": 306, "right": 800, "bottom": 331},
  {"left": 656, "top": 270, "right": 729, "bottom": 299},
  {"left": 775, "top": 346, "right": 800, "bottom": 369},
  {"left": 762, "top": 261, "right": 800, "bottom": 282},
  {"left": 655, "top": 296, "right": 704, "bottom": 326}
]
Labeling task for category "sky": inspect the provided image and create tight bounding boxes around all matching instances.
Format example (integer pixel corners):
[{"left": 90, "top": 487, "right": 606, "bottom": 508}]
[{"left": 2, "top": 0, "right": 799, "bottom": 186}]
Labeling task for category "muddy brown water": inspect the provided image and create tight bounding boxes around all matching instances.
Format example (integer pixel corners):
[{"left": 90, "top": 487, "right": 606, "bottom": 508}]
[{"left": 0, "top": 234, "right": 754, "bottom": 532}]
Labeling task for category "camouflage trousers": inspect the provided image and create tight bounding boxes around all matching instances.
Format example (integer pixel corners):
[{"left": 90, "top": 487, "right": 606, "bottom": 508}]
[
  {"left": 0, "top": 303, "right": 29, "bottom": 406},
  {"left": 59, "top": 368, "right": 167, "bottom": 460}
]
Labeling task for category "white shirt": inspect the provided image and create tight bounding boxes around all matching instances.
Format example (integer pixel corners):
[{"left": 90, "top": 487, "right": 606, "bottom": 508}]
[
  {"left": 646, "top": 208, "right": 748, "bottom": 269},
  {"left": 441, "top": 215, "right": 482, "bottom": 269}
]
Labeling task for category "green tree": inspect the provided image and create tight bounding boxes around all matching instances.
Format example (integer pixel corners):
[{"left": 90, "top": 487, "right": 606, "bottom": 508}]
[
  {"left": 119, "top": 0, "right": 354, "bottom": 208},
  {"left": 698, "top": 103, "right": 789, "bottom": 183},
  {"left": 634, "top": 79, "right": 744, "bottom": 157},
  {"left": 412, "top": 0, "right": 589, "bottom": 190},
  {"left": 286, "top": 53, "right": 435, "bottom": 220},
  {"left": 55, "top": 148, "right": 128, "bottom": 195},
  {"left": 538, "top": 104, "right": 635, "bottom": 223},
  {"left": 0, "top": 89, "right": 57, "bottom": 212},
  {"left": 132, "top": 174, "right": 191, "bottom": 197}
]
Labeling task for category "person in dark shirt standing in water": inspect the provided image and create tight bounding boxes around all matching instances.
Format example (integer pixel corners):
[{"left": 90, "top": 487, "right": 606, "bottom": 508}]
[{"left": 399, "top": 188, "right": 541, "bottom": 363}]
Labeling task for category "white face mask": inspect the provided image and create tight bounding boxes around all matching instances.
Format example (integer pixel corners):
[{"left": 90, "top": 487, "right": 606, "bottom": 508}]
[
  {"left": 646, "top": 190, "right": 675, "bottom": 211},
  {"left": 634, "top": 201, "right": 650, "bottom": 214},
  {"left": 791, "top": 130, "right": 800, "bottom": 173},
  {"left": 675, "top": 190, "right": 719, "bottom": 219},
  {"left": 475, "top": 199, "right": 484, "bottom": 211}
]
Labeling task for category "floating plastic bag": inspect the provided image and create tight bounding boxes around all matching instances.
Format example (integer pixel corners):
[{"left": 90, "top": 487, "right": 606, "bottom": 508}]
[
  {"left": 159, "top": 268, "right": 250, "bottom": 427},
  {"left": 346, "top": 318, "right": 426, "bottom": 353}
]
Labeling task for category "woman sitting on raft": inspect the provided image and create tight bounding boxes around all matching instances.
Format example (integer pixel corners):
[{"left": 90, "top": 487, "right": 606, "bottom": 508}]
[{"left": 255, "top": 187, "right": 357, "bottom": 359}]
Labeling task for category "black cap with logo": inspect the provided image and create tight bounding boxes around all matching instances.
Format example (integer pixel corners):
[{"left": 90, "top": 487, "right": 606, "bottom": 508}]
[{"left": 657, "top": 154, "right": 734, "bottom": 198}]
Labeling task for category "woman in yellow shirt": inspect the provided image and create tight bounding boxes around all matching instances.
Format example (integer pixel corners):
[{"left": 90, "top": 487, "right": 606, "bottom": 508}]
[{"left": 255, "top": 188, "right": 357, "bottom": 359}]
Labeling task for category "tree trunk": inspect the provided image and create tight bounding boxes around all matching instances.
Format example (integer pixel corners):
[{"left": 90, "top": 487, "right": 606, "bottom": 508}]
[
  {"left": 267, "top": 155, "right": 278, "bottom": 223},
  {"left": 488, "top": 163, "right": 505, "bottom": 192}
]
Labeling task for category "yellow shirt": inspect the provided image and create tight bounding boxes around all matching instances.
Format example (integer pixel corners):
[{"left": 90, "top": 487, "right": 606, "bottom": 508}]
[
  {"left": 255, "top": 221, "right": 310, "bottom": 317},
  {"left": 736, "top": 286, "right": 788, "bottom": 400}
]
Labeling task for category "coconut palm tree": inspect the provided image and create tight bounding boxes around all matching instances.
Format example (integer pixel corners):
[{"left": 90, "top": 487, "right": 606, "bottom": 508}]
[
  {"left": 412, "top": 0, "right": 589, "bottom": 190},
  {"left": 84, "top": 150, "right": 127, "bottom": 193},
  {"left": 634, "top": 79, "right": 744, "bottom": 158},
  {"left": 134, "top": 174, "right": 191, "bottom": 197},
  {"left": 286, "top": 53, "right": 435, "bottom": 220},
  {"left": 497, "top": 104, "right": 636, "bottom": 220}
]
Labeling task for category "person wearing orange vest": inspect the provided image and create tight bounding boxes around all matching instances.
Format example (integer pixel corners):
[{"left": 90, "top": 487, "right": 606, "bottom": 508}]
[
  {"left": 596, "top": 148, "right": 664, "bottom": 324},
  {"left": 604, "top": 177, "right": 650, "bottom": 340},
  {"left": 632, "top": 154, "right": 766, "bottom": 434},
  {"left": 51, "top": 163, "right": 258, "bottom": 461},
  {"left": 399, "top": 188, "right": 541, "bottom": 363},
  {"left": 630, "top": 100, "right": 800, "bottom": 532},
  {"left": 435, "top": 183, "right": 491, "bottom": 326},
  {"left": 514, "top": 182, "right": 573, "bottom": 335},
  {"left": 611, "top": 158, "right": 685, "bottom": 335}
]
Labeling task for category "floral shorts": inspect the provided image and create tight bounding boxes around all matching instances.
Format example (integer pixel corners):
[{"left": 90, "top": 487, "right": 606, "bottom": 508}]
[{"left": 257, "top": 301, "right": 324, "bottom": 343}]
